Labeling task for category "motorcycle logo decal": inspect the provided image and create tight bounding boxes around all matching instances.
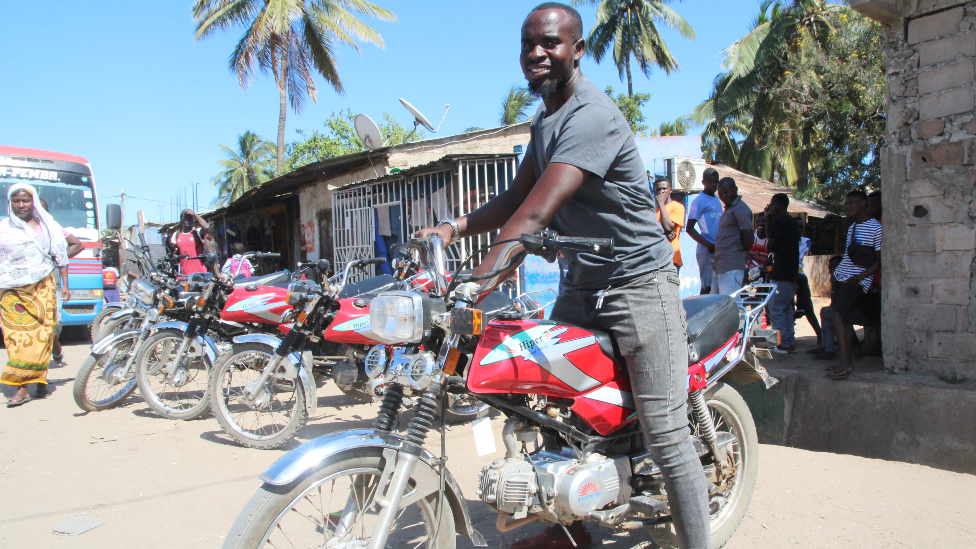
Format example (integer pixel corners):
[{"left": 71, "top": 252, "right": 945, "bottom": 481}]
[
  {"left": 703, "top": 337, "right": 738, "bottom": 373},
  {"left": 480, "top": 325, "right": 599, "bottom": 392},
  {"left": 578, "top": 482, "right": 601, "bottom": 502},
  {"left": 332, "top": 315, "right": 371, "bottom": 332},
  {"left": 581, "top": 386, "right": 635, "bottom": 410},
  {"left": 226, "top": 294, "right": 277, "bottom": 312}
]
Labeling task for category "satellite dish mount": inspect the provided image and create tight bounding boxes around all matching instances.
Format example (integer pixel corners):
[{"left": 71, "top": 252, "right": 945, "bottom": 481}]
[{"left": 400, "top": 98, "right": 445, "bottom": 142}]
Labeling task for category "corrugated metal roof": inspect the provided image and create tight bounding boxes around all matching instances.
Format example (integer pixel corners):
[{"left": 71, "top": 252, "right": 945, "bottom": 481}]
[
  {"left": 710, "top": 165, "right": 834, "bottom": 218},
  {"left": 332, "top": 153, "right": 521, "bottom": 191}
]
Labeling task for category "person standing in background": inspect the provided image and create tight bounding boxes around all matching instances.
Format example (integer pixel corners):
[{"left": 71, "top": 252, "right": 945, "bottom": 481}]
[
  {"left": 793, "top": 216, "right": 822, "bottom": 346},
  {"left": 167, "top": 209, "right": 210, "bottom": 275},
  {"left": 222, "top": 243, "right": 254, "bottom": 278},
  {"left": 764, "top": 194, "right": 800, "bottom": 353},
  {"left": 686, "top": 167, "right": 722, "bottom": 294},
  {"left": 1, "top": 185, "right": 70, "bottom": 406},
  {"left": 39, "top": 199, "right": 83, "bottom": 368},
  {"left": 711, "top": 177, "right": 753, "bottom": 295},
  {"left": 654, "top": 177, "right": 685, "bottom": 274}
]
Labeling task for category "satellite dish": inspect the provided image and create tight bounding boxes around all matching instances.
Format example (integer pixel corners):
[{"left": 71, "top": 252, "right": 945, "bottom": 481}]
[
  {"left": 355, "top": 114, "right": 383, "bottom": 150},
  {"left": 399, "top": 98, "right": 435, "bottom": 132}
]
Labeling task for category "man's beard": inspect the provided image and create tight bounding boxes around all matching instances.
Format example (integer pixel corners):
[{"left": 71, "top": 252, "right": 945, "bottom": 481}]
[{"left": 527, "top": 73, "right": 570, "bottom": 99}]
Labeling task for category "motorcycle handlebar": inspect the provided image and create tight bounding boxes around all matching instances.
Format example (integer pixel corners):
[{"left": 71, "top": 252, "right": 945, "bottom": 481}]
[
  {"left": 252, "top": 252, "right": 281, "bottom": 260},
  {"left": 519, "top": 232, "right": 614, "bottom": 257}
]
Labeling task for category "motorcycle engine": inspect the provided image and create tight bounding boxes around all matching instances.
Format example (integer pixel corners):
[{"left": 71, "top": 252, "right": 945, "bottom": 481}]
[{"left": 477, "top": 451, "right": 630, "bottom": 522}]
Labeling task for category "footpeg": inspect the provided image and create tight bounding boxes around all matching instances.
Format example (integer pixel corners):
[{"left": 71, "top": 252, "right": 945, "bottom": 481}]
[{"left": 628, "top": 495, "right": 668, "bottom": 516}]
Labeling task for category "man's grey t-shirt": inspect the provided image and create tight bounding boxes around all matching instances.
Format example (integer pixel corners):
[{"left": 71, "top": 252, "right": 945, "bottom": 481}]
[
  {"left": 524, "top": 76, "right": 673, "bottom": 291},
  {"left": 712, "top": 196, "right": 753, "bottom": 274}
]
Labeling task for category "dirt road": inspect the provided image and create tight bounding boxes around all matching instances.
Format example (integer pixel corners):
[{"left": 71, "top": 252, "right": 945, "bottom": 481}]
[{"left": 1, "top": 332, "right": 973, "bottom": 548}]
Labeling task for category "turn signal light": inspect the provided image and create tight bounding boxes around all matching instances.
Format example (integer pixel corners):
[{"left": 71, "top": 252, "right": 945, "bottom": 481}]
[
  {"left": 442, "top": 347, "right": 462, "bottom": 375},
  {"left": 160, "top": 295, "right": 174, "bottom": 309},
  {"left": 196, "top": 296, "right": 206, "bottom": 309},
  {"left": 450, "top": 307, "right": 483, "bottom": 335}
]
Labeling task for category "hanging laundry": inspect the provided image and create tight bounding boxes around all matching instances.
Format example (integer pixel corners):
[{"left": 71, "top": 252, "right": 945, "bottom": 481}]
[{"left": 376, "top": 205, "right": 392, "bottom": 236}]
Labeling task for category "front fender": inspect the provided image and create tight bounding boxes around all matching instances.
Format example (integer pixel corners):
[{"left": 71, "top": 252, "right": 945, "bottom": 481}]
[
  {"left": 148, "top": 322, "right": 218, "bottom": 366},
  {"left": 150, "top": 321, "right": 188, "bottom": 333},
  {"left": 260, "top": 429, "right": 486, "bottom": 546},
  {"left": 232, "top": 334, "right": 315, "bottom": 416},
  {"left": 91, "top": 330, "right": 140, "bottom": 355},
  {"left": 109, "top": 308, "right": 138, "bottom": 321}
]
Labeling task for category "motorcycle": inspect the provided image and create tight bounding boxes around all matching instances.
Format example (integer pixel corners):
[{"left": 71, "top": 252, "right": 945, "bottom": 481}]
[{"left": 221, "top": 231, "right": 780, "bottom": 549}]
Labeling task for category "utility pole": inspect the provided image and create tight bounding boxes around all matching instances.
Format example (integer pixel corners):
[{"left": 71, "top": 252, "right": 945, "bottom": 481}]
[{"left": 119, "top": 189, "right": 126, "bottom": 235}]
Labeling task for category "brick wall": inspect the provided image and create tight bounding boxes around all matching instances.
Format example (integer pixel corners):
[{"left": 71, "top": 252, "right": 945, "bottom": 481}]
[{"left": 868, "top": 0, "right": 976, "bottom": 377}]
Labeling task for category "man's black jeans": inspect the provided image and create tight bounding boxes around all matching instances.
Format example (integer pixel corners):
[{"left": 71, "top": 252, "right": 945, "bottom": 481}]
[{"left": 551, "top": 265, "right": 710, "bottom": 549}]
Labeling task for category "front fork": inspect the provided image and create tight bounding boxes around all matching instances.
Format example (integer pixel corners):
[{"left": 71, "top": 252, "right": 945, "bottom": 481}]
[
  {"left": 164, "top": 318, "right": 202, "bottom": 385},
  {"left": 108, "top": 315, "right": 153, "bottom": 385},
  {"left": 243, "top": 330, "right": 306, "bottom": 406}
]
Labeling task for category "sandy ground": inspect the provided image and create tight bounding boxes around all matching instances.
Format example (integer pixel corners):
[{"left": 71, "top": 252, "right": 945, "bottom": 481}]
[{"left": 0, "top": 328, "right": 973, "bottom": 549}]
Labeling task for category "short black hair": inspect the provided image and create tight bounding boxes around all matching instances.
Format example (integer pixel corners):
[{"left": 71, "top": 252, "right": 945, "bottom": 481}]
[
  {"left": 847, "top": 189, "right": 868, "bottom": 201},
  {"left": 653, "top": 176, "right": 671, "bottom": 187},
  {"left": 868, "top": 191, "right": 881, "bottom": 200},
  {"left": 702, "top": 167, "right": 719, "bottom": 182},
  {"left": 771, "top": 193, "right": 790, "bottom": 209},
  {"left": 231, "top": 242, "right": 245, "bottom": 255},
  {"left": 530, "top": 2, "right": 583, "bottom": 42},
  {"left": 718, "top": 176, "right": 737, "bottom": 190}
]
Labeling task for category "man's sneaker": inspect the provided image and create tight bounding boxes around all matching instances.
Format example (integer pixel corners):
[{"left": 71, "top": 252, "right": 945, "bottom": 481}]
[
  {"left": 510, "top": 523, "right": 592, "bottom": 549},
  {"left": 772, "top": 344, "right": 795, "bottom": 354}
]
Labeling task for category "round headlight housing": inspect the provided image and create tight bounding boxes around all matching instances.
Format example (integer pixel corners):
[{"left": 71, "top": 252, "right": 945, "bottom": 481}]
[{"left": 369, "top": 291, "right": 431, "bottom": 344}]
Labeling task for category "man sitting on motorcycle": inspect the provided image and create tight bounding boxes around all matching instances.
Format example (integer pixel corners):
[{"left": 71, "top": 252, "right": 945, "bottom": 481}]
[{"left": 416, "top": 3, "right": 709, "bottom": 549}]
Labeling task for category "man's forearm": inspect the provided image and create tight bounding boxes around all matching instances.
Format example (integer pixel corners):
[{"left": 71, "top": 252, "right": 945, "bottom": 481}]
[
  {"left": 687, "top": 223, "right": 710, "bottom": 246},
  {"left": 457, "top": 188, "right": 522, "bottom": 238}
]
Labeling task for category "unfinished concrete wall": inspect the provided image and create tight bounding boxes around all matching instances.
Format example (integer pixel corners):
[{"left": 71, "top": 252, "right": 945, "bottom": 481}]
[{"left": 856, "top": 0, "right": 976, "bottom": 377}]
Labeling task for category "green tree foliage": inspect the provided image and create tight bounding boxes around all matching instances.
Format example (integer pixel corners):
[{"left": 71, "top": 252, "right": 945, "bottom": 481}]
[
  {"left": 605, "top": 86, "right": 651, "bottom": 136},
  {"left": 211, "top": 131, "right": 276, "bottom": 206},
  {"left": 651, "top": 116, "right": 692, "bottom": 136},
  {"left": 692, "top": 1, "right": 884, "bottom": 206},
  {"left": 285, "top": 109, "right": 423, "bottom": 170},
  {"left": 572, "top": 0, "right": 694, "bottom": 96},
  {"left": 192, "top": 0, "right": 396, "bottom": 175},
  {"left": 500, "top": 86, "right": 537, "bottom": 125}
]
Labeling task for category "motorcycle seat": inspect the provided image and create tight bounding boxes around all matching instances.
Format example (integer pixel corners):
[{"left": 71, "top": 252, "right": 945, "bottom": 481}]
[
  {"left": 239, "top": 270, "right": 291, "bottom": 288},
  {"left": 187, "top": 272, "right": 213, "bottom": 282},
  {"left": 682, "top": 295, "right": 741, "bottom": 363},
  {"left": 339, "top": 274, "right": 397, "bottom": 299},
  {"left": 475, "top": 291, "right": 515, "bottom": 315}
]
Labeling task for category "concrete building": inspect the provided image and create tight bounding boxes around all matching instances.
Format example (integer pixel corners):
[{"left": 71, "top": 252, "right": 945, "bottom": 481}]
[{"left": 852, "top": 0, "right": 976, "bottom": 377}]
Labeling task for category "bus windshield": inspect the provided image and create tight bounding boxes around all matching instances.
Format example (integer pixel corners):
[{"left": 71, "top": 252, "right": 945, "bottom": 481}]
[{"left": 0, "top": 169, "right": 99, "bottom": 241}]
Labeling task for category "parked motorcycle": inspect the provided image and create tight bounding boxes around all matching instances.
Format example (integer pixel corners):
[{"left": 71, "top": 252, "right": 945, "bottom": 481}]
[{"left": 221, "top": 231, "right": 780, "bottom": 549}]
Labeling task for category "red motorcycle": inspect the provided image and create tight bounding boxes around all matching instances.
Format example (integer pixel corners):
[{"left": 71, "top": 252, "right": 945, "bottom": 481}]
[{"left": 222, "top": 231, "right": 780, "bottom": 549}]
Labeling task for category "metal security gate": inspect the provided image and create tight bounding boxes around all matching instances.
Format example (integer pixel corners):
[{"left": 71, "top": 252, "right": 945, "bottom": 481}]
[{"left": 331, "top": 156, "right": 520, "bottom": 285}]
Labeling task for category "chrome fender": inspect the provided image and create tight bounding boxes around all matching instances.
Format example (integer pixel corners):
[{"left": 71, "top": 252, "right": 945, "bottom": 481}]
[
  {"left": 259, "top": 429, "right": 486, "bottom": 546},
  {"left": 109, "top": 308, "right": 138, "bottom": 321},
  {"left": 231, "top": 334, "right": 317, "bottom": 417},
  {"left": 148, "top": 322, "right": 219, "bottom": 365},
  {"left": 91, "top": 330, "right": 140, "bottom": 355}
]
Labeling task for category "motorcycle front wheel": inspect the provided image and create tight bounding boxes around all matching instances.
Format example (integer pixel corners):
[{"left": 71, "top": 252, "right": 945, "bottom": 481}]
[
  {"left": 73, "top": 336, "right": 139, "bottom": 412},
  {"left": 134, "top": 328, "right": 213, "bottom": 420},
  {"left": 646, "top": 382, "right": 759, "bottom": 549},
  {"left": 222, "top": 454, "right": 456, "bottom": 549},
  {"left": 209, "top": 342, "right": 307, "bottom": 449},
  {"left": 89, "top": 305, "right": 123, "bottom": 341},
  {"left": 442, "top": 393, "right": 491, "bottom": 424}
]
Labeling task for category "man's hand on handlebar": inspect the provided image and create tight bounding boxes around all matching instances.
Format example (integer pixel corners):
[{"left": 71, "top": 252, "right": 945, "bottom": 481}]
[{"left": 414, "top": 224, "right": 454, "bottom": 248}]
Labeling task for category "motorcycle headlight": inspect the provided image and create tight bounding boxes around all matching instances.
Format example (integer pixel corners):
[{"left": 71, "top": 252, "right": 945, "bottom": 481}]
[
  {"left": 364, "top": 345, "right": 388, "bottom": 379},
  {"left": 369, "top": 291, "right": 431, "bottom": 344},
  {"left": 129, "top": 279, "right": 156, "bottom": 306},
  {"left": 146, "top": 308, "right": 160, "bottom": 322},
  {"left": 125, "top": 295, "right": 137, "bottom": 308}
]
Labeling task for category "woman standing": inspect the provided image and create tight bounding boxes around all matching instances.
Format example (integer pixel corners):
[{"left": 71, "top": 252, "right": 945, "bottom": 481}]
[{"left": 0, "top": 184, "right": 70, "bottom": 406}]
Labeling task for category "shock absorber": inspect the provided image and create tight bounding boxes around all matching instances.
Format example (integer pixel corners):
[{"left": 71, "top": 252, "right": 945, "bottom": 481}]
[
  {"left": 689, "top": 389, "right": 726, "bottom": 467},
  {"left": 403, "top": 392, "right": 438, "bottom": 447},
  {"left": 373, "top": 385, "right": 405, "bottom": 432}
]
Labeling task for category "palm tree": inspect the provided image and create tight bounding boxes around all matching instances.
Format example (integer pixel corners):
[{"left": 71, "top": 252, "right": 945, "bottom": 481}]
[
  {"left": 212, "top": 131, "right": 277, "bottom": 206},
  {"left": 572, "top": 0, "right": 694, "bottom": 96},
  {"left": 192, "top": 0, "right": 396, "bottom": 175},
  {"left": 500, "top": 86, "right": 537, "bottom": 125}
]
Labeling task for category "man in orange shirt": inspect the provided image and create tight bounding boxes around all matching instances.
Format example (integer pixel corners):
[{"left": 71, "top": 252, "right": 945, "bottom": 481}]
[{"left": 654, "top": 177, "right": 685, "bottom": 274}]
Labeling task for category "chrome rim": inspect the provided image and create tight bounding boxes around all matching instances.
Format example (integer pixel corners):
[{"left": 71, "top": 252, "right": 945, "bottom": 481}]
[
  {"left": 141, "top": 335, "right": 210, "bottom": 413},
  {"left": 446, "top": 394, "right": 487, "bottom": 418},
  {"left": 85, "top": 341, "right": 137, "bottom": 406},
  {"left": 258, "top": 464, "right": 442, "bottom": 549},
  {"left": 215, "top": 350, "right": 301, "bottom": 441}
]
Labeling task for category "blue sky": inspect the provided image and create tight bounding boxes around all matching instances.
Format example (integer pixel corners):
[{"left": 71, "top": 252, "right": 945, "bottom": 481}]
[{"left": 2, "top": 0, "right": 762, "bottom": 226}]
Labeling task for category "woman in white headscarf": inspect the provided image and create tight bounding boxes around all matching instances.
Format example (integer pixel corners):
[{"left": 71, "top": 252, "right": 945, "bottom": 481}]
[{"left": 0, "top": 183, "right": 69, "bottom": 406}]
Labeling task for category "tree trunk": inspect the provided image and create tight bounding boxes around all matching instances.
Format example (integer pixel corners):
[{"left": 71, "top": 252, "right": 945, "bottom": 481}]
[
  {"left": 626, "top": 56, "right": 633, "bottom": 97},
  {"left": 798, "top": 120, "right": 812, "bottom": 190},
  {"left": 276, "top": 47, "right": 289, "bottom": 176}
]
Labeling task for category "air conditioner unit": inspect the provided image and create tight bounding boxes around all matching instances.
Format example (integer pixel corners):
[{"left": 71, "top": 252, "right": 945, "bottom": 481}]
[{"left": 667, "top": 157, "right": 707, "bottom": 192}]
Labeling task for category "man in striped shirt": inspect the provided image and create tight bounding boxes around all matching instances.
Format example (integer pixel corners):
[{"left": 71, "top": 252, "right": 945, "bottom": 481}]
[{"left": 828, "top": 190, "right": 882, "bottom": 379}]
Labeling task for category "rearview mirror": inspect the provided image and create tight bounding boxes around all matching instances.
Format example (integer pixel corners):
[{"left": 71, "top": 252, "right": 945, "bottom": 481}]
[{"left": 105, "top": 204, "right": 122, "bottom": 230}]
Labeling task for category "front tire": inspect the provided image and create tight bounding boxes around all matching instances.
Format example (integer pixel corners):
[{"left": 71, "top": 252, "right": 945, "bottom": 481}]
[
  {"left": 209, "top": 342, "right": 308, "bottom": 449},
  {"left": 90, "top": 305, "right": 123, "bottom": 341},
  {"left": 647, "top": 382, "right": 759, "bottom": 549},
  {"left": 73, "top": 337, "right": 139, "bottom": 412},
  {"left": 134, "top": 328, "right": 213, "bottom": 420},
  {"left": 223, "top": 454, "right": 457, "bottom": 549},
  {"left": 441, "top": 393, "right": 490, "bottom": 424}
]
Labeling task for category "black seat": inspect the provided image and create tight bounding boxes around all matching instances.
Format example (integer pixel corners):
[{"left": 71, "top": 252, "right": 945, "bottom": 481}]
[
  {"left": 339, "top": 274, "right": 397, "bottom": 299},
  {"left": 682, "top": 295, "right": 740, "bottom": 363},
  {"left": 475, "top": 291, "right": 515, "bottom": 314},
  {"left": 237, "top": 270, "right": 291, "bottom": 288},
  {"left": 187, "top": 272, "right": 213, "bottom": 282}
]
